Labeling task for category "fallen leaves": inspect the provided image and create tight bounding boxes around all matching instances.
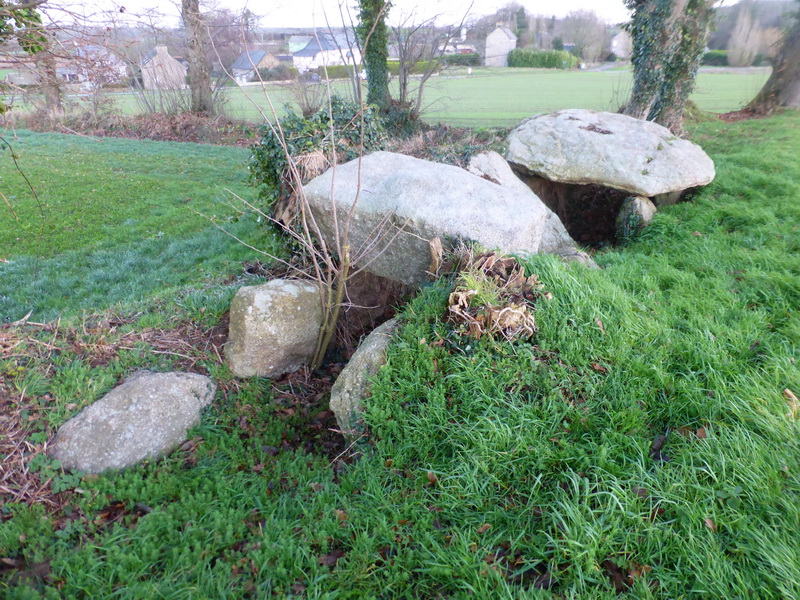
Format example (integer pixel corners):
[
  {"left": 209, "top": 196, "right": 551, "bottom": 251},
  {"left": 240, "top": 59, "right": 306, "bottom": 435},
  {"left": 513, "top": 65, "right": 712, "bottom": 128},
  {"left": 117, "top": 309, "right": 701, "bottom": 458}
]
[
  {"left": 602, "top": 559, "right": 656, "bottom": 593},
  {"left": 482, "top": 543, "right": 555, "bottom": 590},
  {"left": 477, "top": 523, "right": 492, "bottom": 535},
  {"left": 318, "top": 549, "right": 345, "bottom": 568},
  {"left": 649, "top": 431, "right": 670, "bottom": 463},
  {"left": 704, "top": 517, "right": 717, "bottom": 533},
  {"left": 675, "top": 425, "right": 709, "bottom": 440},
  {"left": 446, "top": 252, "right": 548, "bottom": 342},
  {"left": 784, "top": 389, "right": 799, "bottom": 419},
  {"left": 595, "top": 318, "right": 606, "bottom": 335}
]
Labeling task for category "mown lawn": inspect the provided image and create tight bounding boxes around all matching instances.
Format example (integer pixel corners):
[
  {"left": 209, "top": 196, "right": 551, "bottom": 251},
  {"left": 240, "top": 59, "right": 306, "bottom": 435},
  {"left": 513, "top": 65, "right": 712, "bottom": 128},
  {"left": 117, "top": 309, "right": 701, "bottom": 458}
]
[
  {"left": 1, "top": 111, "right": 799, "bottom": 598},
  {"left": 0, "top": 132, "right": 280, "bottom": 322},
  {"left": 56, "top": 66, "right": 770, "bottom": 128},
  {"left": 222, "top": 67, "right": 771, "bottom": 127}
]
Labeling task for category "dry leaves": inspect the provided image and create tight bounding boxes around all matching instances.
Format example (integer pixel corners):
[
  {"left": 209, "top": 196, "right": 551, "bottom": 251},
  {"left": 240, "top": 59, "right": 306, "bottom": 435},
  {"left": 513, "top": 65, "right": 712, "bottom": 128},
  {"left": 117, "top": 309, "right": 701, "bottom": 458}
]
[
  {"left": 784, "top": 389, "right": 799, "bottom": 419},
  {"left": 595, "top": 318, "right": 606, "bottom": 335},
  {"left": 318, "top": 549, "right": 345, "bottom": 568},
  {"left": 446, "top": 252, "right": 548, "bottom": 341}
]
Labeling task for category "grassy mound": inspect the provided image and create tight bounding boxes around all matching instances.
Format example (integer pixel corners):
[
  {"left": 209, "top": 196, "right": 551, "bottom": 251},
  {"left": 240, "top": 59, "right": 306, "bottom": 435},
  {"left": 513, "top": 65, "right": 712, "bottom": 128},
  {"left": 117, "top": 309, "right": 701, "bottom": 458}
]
[{"left": 1, "top": 112, "right": 799, "bottom": 598}]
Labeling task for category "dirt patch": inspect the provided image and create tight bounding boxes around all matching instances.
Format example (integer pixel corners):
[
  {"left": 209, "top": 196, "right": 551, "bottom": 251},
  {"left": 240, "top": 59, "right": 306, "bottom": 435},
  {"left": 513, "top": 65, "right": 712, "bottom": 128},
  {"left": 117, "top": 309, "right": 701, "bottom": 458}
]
[
  {"left": 267, "top": 364, "right": 348, "bottom": 462},
  {"left": 718, "top": 108, "right": 770, "bottom": 122}
]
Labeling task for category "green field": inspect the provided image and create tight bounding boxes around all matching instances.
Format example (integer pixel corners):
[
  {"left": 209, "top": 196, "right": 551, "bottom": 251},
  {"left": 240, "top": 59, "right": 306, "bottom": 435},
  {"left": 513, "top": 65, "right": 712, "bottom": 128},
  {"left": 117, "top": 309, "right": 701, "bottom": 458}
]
[
  {"left": 0, "top": 132, "right": 279, "bottom": 322},
  {"left": 72, "top": 66, "right": 771, "bottom": 128},
  {"left": 2, "top": 105, "right": 799, "bottom": 597}
]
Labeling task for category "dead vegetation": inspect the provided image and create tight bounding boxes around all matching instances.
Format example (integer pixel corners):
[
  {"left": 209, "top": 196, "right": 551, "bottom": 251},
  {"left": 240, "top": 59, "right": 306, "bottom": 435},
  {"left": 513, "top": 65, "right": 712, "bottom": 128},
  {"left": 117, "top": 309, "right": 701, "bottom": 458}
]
[
  {"left": 15, "top": 111, "right": 258, "bottom": 146},
  {"left": 445, "top": 250, "right": 551, "bottom": 341}
]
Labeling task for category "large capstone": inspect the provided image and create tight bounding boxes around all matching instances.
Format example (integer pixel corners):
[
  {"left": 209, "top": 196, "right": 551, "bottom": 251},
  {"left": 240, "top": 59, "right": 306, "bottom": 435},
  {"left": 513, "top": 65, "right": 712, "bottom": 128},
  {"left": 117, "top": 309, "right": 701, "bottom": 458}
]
[
  {"left": 506, "top": 109, "right": 715, "bottom": 244},
  {"left": 225, "top": 279, "right": 323, "bottom": 378},
  {"left": 49, "top": 371, "right": 216, "bottom": 473},
  {"left": 303, "top": 151, "right": 589, "bottom": 287}
]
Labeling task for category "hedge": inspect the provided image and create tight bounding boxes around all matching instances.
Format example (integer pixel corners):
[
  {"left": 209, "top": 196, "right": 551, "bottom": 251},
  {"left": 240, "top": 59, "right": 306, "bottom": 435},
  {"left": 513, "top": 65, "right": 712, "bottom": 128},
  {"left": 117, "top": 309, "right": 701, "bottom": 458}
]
[
  {"left": 507, "top": 49, "right": 578, "bottom": 69},
  {"left": 256, "top": 65, "right": 299, "bottom": 81},
  {"left": 442, "top": 53, "right": 480, "bottom": 67},
  {"left": 317, "top": 65, "right": 357, "bottom": 80},
  {"left": 701, "top": 50, "right": 728, "bottom": 66},
  {"left": 386, "top": 60, "right": 443, "bottom": 76}
]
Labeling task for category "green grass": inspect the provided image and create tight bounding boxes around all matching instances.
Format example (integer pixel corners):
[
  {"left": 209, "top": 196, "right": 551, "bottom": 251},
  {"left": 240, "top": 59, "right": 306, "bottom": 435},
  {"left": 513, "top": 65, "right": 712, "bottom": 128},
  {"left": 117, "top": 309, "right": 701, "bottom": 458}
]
[
  {"left": 2, "top": 112, "right": 800, "bottom": 598},
  {"left": 0, "top": 132, "right": 280, "bottom": 322},
  {"left": 419, "top": 67, "right": 771, "bottom": 127},
  {"left": 207, "top": 67, "right": 772, "bottom": 127},
  {"left": 42, "top": 66, "right": 771, "bottom": 128}
]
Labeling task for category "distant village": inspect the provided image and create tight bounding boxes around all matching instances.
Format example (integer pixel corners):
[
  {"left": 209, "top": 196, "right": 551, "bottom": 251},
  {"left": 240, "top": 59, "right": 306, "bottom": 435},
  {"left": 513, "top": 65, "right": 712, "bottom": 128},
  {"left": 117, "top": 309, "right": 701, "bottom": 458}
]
[{"left": 0, "top": 0, "right": 792, "bottom": 93}]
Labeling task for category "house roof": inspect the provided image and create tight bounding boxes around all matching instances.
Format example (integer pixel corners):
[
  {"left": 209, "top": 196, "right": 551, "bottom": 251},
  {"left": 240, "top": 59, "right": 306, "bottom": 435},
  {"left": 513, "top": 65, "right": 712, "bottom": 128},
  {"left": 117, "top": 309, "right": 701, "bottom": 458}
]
[
  {"left": 294, "top": 33, "right": 354, "bottom": 57},
  {"left": 490, "top": 26, "right": 517, "bottom": 41},
  {"left": 141, "top": 47, "right": 158, "bottom": 65},
  {"left": 231, "top": 50, "right": 268, "bottom": 71}
]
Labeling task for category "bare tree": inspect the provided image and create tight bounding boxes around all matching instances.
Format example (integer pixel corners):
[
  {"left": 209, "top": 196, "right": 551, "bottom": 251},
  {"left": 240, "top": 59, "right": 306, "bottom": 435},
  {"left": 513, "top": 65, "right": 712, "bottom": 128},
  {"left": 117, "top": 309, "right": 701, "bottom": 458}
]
[
  {"left": 560, "top": 10, "right": 606, "bottom": 64},
  {"left": 181, "top": 0, "right": 213, "bottom": 113},
  {"left": 390, "top": 7, "right": 471, "bottom": 120},
  {"left": 728, "top": 1, "right": 761, "bottom": 67}
]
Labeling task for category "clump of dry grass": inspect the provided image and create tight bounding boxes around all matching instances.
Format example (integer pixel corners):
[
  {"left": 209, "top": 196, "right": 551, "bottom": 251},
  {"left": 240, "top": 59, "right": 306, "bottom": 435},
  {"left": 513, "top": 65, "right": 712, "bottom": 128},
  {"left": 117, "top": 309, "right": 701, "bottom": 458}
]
[{"left": 445, "top": 250, "right": 551, "bottom": 341}]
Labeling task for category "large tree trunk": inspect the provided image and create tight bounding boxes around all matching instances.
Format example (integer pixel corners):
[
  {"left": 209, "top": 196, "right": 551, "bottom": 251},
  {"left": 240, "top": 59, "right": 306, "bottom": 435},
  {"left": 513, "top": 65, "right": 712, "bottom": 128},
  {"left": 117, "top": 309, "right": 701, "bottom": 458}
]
[
  {"left": 622, "top": 0, "right": 715, "bottom": 133},
  {"left": 182, "top": 0, "right": 213, "bottom": 114},
  {"left": 358, "top": 0, "right": 390, "bottom": 110},
  {"left": 37, "top": 49, "right": 62, "bottom": 116},
  {"left": 746, "top": 9, "right": 800, "bottom": 113}
]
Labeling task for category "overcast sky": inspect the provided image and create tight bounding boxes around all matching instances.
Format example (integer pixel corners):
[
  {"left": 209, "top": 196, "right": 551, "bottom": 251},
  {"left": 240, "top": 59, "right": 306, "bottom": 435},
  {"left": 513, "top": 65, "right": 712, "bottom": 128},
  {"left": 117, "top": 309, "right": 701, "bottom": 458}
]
[
  {"left": 248, "top": 0, "right": 634, "bottom": 27},
  {"left": 70, "top": 0, "right": 636, "bottom": 28},
  {"left": 60, "top": 0, "right": 755, "bottom": 29}
]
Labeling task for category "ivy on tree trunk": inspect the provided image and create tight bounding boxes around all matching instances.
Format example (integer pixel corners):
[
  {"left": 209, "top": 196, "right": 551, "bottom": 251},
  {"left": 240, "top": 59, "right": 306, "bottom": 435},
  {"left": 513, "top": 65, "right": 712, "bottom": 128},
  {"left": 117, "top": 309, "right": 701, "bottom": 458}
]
[
  {"left": 182, "top": 0, "right": 213, "bottom": 114},
  {"left": 746, "top": 3, "right": 800, "bottom": 113},
  {"left": 358, "top": 0, "right": 390, "bottom": 110},
  {"left": 36, "top": 40, "right": 62, "bottom": 116},
  {"left": 622, "top": 0, "right": 716, "bottom": 133}
]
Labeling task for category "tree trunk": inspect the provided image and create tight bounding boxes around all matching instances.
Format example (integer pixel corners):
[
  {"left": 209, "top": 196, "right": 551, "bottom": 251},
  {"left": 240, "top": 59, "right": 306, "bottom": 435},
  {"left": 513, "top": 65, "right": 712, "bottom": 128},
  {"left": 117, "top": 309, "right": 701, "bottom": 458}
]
[
  {"left": 182, "top": 0, "right": 213, "bottom": 114},
  {"left": 37, "top": 49, "right": 62, "bottom": 116},
  {"left": 622, "top": 0, "right": 715, "bottom": 133},
  {"left": 746, "top": 9, "right": 800, "bottom": 113},
  {"left": 358, "top": 0, "right": 390, "bottom": 110}
]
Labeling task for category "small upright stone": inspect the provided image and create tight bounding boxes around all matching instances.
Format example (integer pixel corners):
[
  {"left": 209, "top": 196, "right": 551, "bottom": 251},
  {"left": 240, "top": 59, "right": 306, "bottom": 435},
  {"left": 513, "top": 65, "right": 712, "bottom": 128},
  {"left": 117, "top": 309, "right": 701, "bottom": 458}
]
[
  {"left": 617, "top": 196, "right": 658, "bottom": 240},
  {"left": 330, "top": 318, "right": 401, "bottom": 441},
  {"left": 225, "top": 279, "right": 322, "bottom": 378},
  {"left": 49, "top": 371, "right": 216, "bottom": 473}
]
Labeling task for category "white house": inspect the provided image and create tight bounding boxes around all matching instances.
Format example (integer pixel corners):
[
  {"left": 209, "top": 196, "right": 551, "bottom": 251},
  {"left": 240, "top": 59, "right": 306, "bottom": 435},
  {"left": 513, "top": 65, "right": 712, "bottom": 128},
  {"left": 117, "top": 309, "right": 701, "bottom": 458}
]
[
  {"left": 292, "top": 33, "right": 361, "bottom": 74},
  {"left": 485, "top": 25, "right": 517, "bottom": 67},
  {"left": 608, "top": 30, "right": 632, "bottom": 60}
]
